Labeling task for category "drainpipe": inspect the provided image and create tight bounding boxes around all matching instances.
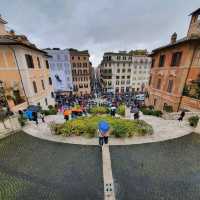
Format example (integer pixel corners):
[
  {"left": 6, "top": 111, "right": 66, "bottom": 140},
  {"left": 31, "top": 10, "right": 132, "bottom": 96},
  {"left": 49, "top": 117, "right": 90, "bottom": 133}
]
[
  {"left": 177, "top": 43, "right": 198, "bottom": 111},
  {"left": 9, "top": 46, "right": 29, "bottom": 106}
]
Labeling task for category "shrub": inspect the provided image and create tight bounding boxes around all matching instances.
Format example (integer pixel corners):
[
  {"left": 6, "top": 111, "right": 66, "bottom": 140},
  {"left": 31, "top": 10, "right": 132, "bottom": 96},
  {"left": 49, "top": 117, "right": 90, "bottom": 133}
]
[
  {"left": 188, "top": 116, "right": 199, "bottom": 127},
  {"left": 117, "top": 105, "right": 125, "bottom": 116},
  {"left": 148, "top": 105, "right": 154, "bottom": 110},
  {"left": 141, "top": 108, "right": 162, "bottom": 117},
  {"left": 48, "top": 105, "right": 54, "bottom": 110},
  {"left": 41, "top": 107, "right": 57, "bottom": 116},
  {"left": 52, "top": 115, "right": 153, "bottom": 138},
  {"left": 163, "top": 105, "right": 173, "bottom": 113},
  {"left": 18, "top": 115, "right": 27, "bottom": 127},
  {"left": 89, "top": 106, "right": 108, "bottom": 114}
]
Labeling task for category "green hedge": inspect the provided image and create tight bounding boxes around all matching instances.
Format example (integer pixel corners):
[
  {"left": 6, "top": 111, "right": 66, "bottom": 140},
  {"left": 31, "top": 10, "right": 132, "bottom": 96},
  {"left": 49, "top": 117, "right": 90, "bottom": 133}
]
[
  {"left": 188, "top": 115, "right": 199, "bottom": 127},
  {"left": 18, "top": 116, "right": 27, "bottom": 127},
  {"left": 116, "top": 105, "right": 125, "bottom": 116},
  {"left": 89, "top": 106, "right": 109, "bottom": 115},
  {"left": 41, "top": 107, "right": 58, "bottom": 116},
  {"left": 140, "top": 107, "right": 162, "bottom": 117},
  {"left": 52, "top": 115, "right": 153, "bottom": 138}
]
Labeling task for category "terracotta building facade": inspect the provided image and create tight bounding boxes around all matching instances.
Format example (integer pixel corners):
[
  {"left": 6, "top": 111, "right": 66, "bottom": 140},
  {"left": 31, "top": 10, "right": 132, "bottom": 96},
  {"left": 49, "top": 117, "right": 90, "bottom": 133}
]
[
  {"left": 69, "top": 49, "right": 91, "bottom": 96},
  {"left": 147, "top": 8, "right": 200, "bottom": 112}
]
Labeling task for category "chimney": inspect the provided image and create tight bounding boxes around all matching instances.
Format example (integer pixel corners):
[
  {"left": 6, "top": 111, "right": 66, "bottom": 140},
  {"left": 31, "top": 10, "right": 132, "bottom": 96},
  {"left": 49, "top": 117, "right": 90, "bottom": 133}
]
[
  {"left": 187, "top": 8, "right": 200, "bottom": 38},
  {"left": 171, "top": 32, "right": 177, "bottom": 44}
]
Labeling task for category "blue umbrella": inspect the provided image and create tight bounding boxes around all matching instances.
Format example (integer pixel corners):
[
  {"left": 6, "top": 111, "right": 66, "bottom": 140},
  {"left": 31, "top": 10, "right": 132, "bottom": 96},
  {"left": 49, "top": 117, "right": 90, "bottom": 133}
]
[{"left": 99, "top": 121, "right": 110, "bottom": 133}]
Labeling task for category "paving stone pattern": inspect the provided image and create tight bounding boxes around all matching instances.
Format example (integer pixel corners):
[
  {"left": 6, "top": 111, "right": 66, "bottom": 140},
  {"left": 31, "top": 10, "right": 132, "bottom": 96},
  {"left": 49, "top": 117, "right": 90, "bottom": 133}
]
[
  {"left": 0, "top": 132, "right": 103, "bottom": 200},
  {"left": 110, "top": 133, "right": 200, "bottom": 200}
]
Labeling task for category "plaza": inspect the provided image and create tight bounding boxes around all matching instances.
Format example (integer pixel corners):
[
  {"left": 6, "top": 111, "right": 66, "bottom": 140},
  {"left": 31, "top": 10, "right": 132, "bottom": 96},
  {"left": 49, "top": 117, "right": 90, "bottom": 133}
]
[{"left": 0, "top": 113, "right": 199, "bottom": 200}]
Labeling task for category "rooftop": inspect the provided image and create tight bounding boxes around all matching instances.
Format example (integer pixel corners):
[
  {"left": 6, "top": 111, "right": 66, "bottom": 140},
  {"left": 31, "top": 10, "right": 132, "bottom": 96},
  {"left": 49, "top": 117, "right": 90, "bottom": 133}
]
[
  {"left": 0, "top": 35, "right": 49, "bottom": 55},
  {"left": 151, "top": 36, "right": 200, "bottom": 54},
  {"left": 189, "top": 8, "right": 200, "bottom": 16},
  {"left": 104, "top": 49, "right": 148, "bottom": 56},
  {"left": 69, "top": 48, "right": 89, "bottom": 55}
]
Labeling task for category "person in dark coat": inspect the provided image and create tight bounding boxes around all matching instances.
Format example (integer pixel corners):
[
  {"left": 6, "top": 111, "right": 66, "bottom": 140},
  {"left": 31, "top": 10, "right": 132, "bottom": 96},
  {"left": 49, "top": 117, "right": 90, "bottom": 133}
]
[
  {"left": 178, "top": 111, "right": 185, "bottom": 127},
  {"left": 178, "top": 111, "right": 185, "bottom": 121}
]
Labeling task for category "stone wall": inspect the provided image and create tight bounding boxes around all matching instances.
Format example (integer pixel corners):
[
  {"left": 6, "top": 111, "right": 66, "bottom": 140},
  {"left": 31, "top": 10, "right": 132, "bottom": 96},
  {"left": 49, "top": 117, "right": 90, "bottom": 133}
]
[
  {"left": 163, "top": 111, "right": 200, "bottom": 120},
  {"left": 0, "top": 115, "right": 21, "bottom": 135}
]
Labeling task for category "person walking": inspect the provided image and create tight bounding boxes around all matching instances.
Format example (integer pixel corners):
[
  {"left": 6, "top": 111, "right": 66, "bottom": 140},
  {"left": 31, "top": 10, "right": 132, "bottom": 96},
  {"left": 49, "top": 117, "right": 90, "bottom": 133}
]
[
  {"left": 39, "top": 112, "right": 45, "bottom": 123},
  {"left": 98, "top": 121, "right": 110, "bottom": 146},
  {"left": 178, "top": 111, "right": 185, "bottom": 126},
  {"left": 110, "top": 105, "right": 116, "bottom": 117},
  {"left": 32, "top": 111, "right": 38, "bottom": 125}
]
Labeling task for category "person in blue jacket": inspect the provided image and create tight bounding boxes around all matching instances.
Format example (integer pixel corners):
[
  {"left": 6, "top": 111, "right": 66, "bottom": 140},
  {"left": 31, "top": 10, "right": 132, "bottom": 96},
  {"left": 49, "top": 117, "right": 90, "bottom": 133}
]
[{"left": 98, "top": 121, "right": 110, "bottom": 146}]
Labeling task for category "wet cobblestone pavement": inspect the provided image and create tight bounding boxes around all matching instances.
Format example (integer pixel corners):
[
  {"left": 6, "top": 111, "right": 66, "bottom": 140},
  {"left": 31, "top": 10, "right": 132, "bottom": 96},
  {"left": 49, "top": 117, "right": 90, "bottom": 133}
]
[
  {"left": 0, "top": 132, "right": 103, "bottom": 200},
  {"left": 110, "top": 133, "right": 200, "bottom": 200}
]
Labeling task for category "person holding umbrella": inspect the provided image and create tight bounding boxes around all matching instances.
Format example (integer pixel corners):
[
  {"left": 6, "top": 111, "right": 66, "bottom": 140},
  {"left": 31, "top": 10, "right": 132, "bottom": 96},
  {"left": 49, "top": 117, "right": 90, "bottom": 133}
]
[{"left": 98, "top": 121, "right": 110, "bottom": 146}]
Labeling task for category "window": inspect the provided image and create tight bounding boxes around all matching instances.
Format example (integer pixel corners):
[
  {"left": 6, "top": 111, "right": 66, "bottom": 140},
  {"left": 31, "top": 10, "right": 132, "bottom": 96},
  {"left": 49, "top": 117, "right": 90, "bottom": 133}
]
[
  {"left": 123, "top": 63, "right": 125, "bottom": 67},
  {"left": 57, "top": 54, "right": 60, "bottom": 60},
  {"left": 156, "top": 78, "right": 161, "bottom": 89},
  {"left": 159, "top": 55, "right": 165, "bottom": 67},
  {"left": 121, "top": 87, "right": 124, "bottom": 93},
  {"left": 41, "top": 80, "right": 45, "bottom": 90},
  {"left": 154, "top": 99, "right": 157, "bottom": 106},
  {"left": 117, "top": 69, "right": 120, "bottom": 73},
  {"left": 167, "top": 80, "right": 173, "bottom": 93},
  {"left": 116, "top": 81, "right": 120, "bottom": 85},
  {"left": 32, "top": 81, "right": 37, "bottom": 93},
  {"left": 49, "top": 77, "right": 52, "bottom": 85},
  {"left": 37, "top": 57, "right": 41, "bottom": 68},
  {"left": 116, "top": 76, "right": 119, "bottom": 79},
  {"left": 78, "top": 56, "right": 80, "bottom": 60},
  {"left": 45, "top": 98, "right": 48, "bottom": 106},
  {"left": 108, "top": 69, "right": 112, "bottom": 73},
  {"left": 151, "top": 58, "right": 155, "bottom": 68},
  {"left": 117, "top": 63, "right": 120, "bottom": 67},
  {"left": 193, "top": 48, "right": 200, "bottom": 65},
  {"left": 128, "top": 68, "right": 131, "bottom": 72},
  {"left": 171, "top": 52, "right": 182, "bottom": 66},
  {"left": 123, "top": 56, "right": 126, "bottom": 60},
  {"left": 83, "top": 57, "right": 86, "bottom": 60},
  {"left": 127, "top": 76, "right": 130, "bottom": 79},
  {"left": 128, "top": 56, "right": 132, "bottom": 60},
  {"left": 117, "top": 56, "right": 121, "bottom": 60},
  {"left": 122, "top": 76, "right": 125, "bottom": 79},
  {"left": 51, "top": 92, "right": 54, "bottom": 98},
  {"left": 72, "top": 56, "right": 74, "bottom": 60},
  {"left": 25, "top": 54, "right": 34, "bottom": 68},
  {"left": 149, "top": 75, "right": 152, "bottom": 85},
  {"left": 46, "top": 60, "right": 50, "bottom": 69},
  {"left": 122, "top": 69, "right": 125, "bottom": 73},
  {"left": 116, "top": 87, "right": 119, "bottom": 93}
]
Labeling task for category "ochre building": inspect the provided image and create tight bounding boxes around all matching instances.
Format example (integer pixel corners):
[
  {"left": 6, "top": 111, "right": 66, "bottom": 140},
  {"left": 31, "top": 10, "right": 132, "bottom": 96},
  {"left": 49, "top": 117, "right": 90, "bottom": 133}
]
[
  {"left": 0, "top": 16, "right": 55, "bottom": 112},
  {"left": 147, "top": 8, "right": 200, "bottom": 112}
]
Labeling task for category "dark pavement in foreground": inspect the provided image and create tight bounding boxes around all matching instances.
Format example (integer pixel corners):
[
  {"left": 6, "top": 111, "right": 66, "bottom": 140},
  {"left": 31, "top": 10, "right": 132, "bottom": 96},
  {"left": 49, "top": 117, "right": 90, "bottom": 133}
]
[
  {"left": 110, "top": 133, "right": 200, "bottom": 200},
  {"left": 0, "top": 132, "right": 103, "bottom": 200}
]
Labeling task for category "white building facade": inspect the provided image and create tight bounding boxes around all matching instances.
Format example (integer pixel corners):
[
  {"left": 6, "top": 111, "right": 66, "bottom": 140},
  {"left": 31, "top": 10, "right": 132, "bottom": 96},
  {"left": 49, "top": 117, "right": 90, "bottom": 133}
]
[
  {"left": 45, "top": 48, "right": 73, "bottom": 94},
  {"left": 100, "top": 51, "right": 151, "bottom": 94}
]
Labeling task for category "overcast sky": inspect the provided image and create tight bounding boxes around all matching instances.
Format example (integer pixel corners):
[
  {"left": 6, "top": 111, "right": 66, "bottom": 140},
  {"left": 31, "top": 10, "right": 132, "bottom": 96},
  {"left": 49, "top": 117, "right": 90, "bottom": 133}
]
[{"left": 0, "top": 0, "right": 199, "bottom": 66}]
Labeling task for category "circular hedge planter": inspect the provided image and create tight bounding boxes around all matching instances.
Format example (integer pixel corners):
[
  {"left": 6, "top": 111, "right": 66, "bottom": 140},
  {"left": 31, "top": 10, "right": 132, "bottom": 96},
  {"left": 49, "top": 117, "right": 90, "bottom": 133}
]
[{"left": 51, "top": 115, "right": 153, "bottom": 138}]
